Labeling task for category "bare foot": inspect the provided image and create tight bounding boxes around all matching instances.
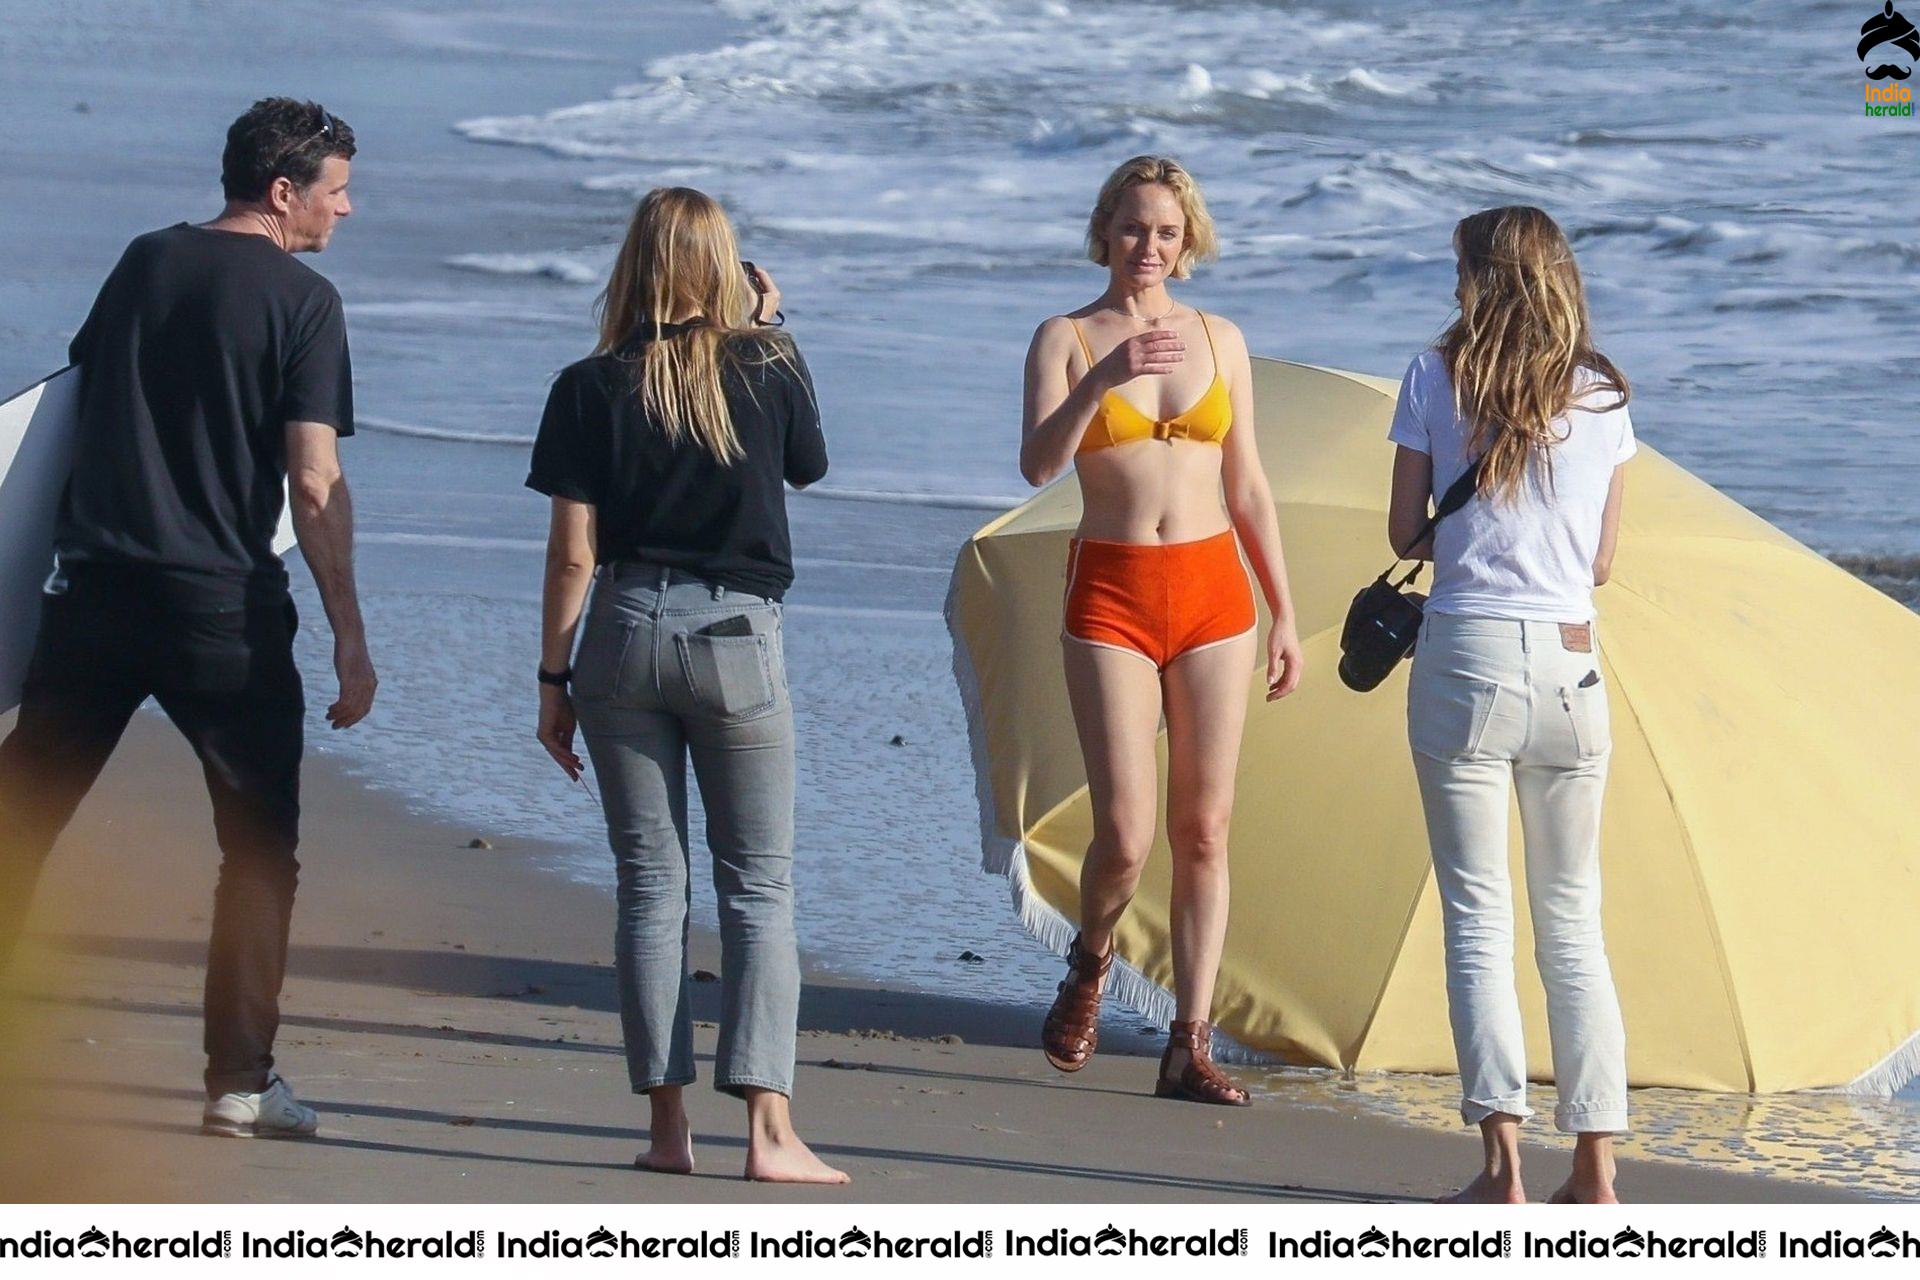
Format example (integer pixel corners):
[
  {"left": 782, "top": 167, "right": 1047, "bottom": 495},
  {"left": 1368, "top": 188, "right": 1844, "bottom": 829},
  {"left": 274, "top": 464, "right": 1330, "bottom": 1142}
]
[
  {"left": 636, "top": 1143, "right": 694, "bottom": 1175},
  {"left": 635, "top": 1091, "right": 694, "bottom": 1175},
  {"left": 1440, "top": 1171, "right": 1527, "bottom": 1204},
  {"left": 1555, "top": 1135, "right": 1620, "bottom": 1202},
  {"left": 745, "top": 1130, "right": 850, "bottom": 1185},
  {"left": 1549, "top": 1177, "right": 1619, "bottom": 1204}
]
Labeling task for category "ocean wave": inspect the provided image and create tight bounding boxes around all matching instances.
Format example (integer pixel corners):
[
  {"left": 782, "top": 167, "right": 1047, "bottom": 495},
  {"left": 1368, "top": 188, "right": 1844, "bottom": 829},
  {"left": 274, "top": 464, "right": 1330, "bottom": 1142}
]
[
  {"left": 754, "top": 213, "right": 1016, "bottom": 244},
  {"left": 348, "top": 299, "right": 575, "bottom": 324},
  {"left": 454, "top": 0, "right": 1408, "bottom": 182},
  {"left": 426, "top": 0, "right": 1914, "bottom": 561},
  {"left": 1231, "top": 65, "right": 1430, "bottom": 106},
  {"left": 355, "top": 534, "right": 951, "bottom": 576},
  {"left": 1576, "top": 214, "right": 1731, "bottom": 249},
  {"left": 1710, "top": 289, "right": 1858, "bottom": 314},
  {"left": 1571, "top": 213, "right": 1920, "bottom": 291},
  {"left": 1282, "top": 148, "right": 1607, "bottom": 214},
  {"left": 1562, "top": 127, "right": 1767, "bottom": 150},
  {"left": 1572, "top": 215, "right": 1859, "bottom": 272},
  {"left": 360, "top": 415, "right": 1022, "bottom": 510},
  {"left": 797, "top": 485, "right": 1021, "bottom": 512},
  {"left": 445, "top": 253, "right": 601, "bottom": 285},
  {"left": 1334, "top": 68, "right": 1417, "bottom": 98},
  {"left": 358, "top": 415, "right": 535, "bottom": 446},
  {"left": 1837, "top": 237, "right": 1920, "bottom": 269},
  {"left": 362, "top": 532, "right": 545, "bottom": 553},
  {"left": 1023, "top": 115, "right": 1151, "bottom": 153},
  {"left": 1832, "top": 554, "right": 1920, "bottom": 607},
  {"left": 783, "top": 602, "right": 944, "bottom": 622},
  {"left": 1241, "top": 69, "right": 1318, "bottom": 99},
  {"left": 803, "top": 556, "right": 949, "bottom": 575},
  {"left": 377, "top": 11, "right": 607, "bottom": 62},
  {"left": 581, "top": 167, "right": 714, "bottom": 193},
  {"left": 751, "top": 212, "right": 1075, "bottom": 254}
]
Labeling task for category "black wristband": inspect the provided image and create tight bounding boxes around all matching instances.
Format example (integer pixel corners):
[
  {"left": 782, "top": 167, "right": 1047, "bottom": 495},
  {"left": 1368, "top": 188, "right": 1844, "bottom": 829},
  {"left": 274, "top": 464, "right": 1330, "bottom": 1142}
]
[{"left": 537, "top": 666, "right": 572, "bottom": 687}]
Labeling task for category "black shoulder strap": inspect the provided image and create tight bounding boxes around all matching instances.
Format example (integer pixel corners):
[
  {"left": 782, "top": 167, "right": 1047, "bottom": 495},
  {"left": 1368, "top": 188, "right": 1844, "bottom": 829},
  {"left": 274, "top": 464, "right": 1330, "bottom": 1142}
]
[
  {"left": 1430, "top": 455, "right": 1487, "bottom": 527},
  {"left": 1390, "top": 454, "right": 1486, "bottom": 569}
]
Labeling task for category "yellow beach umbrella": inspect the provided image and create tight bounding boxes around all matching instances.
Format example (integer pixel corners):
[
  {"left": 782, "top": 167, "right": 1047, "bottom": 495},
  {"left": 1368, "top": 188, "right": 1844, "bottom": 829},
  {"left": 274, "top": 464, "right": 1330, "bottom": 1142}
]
[{"left": 947, "top": 357, "right": 1920, "bottom": 1094}]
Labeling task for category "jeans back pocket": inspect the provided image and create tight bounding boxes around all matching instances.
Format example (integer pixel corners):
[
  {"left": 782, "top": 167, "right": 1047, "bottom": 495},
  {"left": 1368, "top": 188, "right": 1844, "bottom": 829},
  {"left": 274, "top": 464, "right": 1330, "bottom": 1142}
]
[
  {"left": 1408, "top": 670, "right": 1505, "bottom": 760},
  {"left": 675, "top": 629, "right": 778, "bottom": 721},
  {"left": 573, "top": 615, "right": 638, "bottom": 703}
]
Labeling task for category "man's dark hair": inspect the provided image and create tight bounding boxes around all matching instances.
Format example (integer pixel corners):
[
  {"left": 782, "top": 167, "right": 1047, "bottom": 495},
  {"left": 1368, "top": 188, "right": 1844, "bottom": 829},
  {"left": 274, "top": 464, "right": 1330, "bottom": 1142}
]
[{"left": 221, "top": 97, "right": 356, "bottom": 203}]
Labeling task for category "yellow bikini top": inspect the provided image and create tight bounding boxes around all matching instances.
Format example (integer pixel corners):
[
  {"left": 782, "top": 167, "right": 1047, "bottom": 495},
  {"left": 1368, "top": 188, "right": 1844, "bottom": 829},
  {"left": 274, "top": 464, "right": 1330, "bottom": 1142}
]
[{"left": 1070, "top": 312, "right": 1232, "bottom": 455}]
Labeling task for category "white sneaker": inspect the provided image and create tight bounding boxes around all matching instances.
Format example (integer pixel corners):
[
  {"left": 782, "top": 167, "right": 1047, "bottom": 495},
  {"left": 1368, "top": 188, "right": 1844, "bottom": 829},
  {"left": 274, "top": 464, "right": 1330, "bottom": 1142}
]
[{"left": 202, "top": 1073, "right": 319, "bottom": 1139}]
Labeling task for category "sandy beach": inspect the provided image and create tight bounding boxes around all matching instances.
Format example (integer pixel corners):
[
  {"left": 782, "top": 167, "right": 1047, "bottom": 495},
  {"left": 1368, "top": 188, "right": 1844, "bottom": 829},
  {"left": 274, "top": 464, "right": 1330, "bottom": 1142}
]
[{"left": 0, "top": 709, "right": 1857, "bottom": 1204}]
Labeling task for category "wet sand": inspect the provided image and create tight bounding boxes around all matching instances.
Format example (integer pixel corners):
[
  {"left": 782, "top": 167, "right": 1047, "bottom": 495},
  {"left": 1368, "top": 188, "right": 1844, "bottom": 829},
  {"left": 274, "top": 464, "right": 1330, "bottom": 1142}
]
[{"left": 0, "top": 711, "right": 1856, "bottom": 1203}]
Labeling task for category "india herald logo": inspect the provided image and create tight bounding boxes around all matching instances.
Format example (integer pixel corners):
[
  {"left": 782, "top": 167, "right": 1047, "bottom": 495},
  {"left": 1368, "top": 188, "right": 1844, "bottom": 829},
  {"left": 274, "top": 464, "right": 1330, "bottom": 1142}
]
[{"left": 1860, "top": 1, "right": 1920, "bottom": 80}]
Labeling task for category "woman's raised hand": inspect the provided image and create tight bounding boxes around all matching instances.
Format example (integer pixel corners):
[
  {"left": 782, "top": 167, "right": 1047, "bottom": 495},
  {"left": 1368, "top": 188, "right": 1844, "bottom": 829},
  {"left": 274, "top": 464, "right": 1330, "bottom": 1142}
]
[
  {"left": 749, "top": 264, "right": 782, "bottom": 325},
  {"left": 1092, "top": 328, "right": 1184, "bottom": 390}
]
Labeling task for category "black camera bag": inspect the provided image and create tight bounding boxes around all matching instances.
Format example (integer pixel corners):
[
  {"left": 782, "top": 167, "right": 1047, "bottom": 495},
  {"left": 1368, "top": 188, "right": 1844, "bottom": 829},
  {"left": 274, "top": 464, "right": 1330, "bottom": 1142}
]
[{"left": 1337, "top": 456, "right": 1486, "bottom": 692}]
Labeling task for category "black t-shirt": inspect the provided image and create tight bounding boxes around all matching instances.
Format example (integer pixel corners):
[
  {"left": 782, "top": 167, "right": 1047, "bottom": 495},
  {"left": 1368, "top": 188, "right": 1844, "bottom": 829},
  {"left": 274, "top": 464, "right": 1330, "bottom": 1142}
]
[
  {"left": 525, "top": 325, "right": 828, "bottom": 601},
  {"left": 59, "top": 223, "right": 354, "bottom": 605}
]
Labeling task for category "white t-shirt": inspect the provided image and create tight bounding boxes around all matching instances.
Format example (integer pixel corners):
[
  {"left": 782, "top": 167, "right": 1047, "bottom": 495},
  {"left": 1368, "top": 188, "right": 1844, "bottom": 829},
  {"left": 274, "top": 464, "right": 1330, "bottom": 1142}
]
[{"left": 1387, "top": 349, "right": 1636, "bottom": 623}]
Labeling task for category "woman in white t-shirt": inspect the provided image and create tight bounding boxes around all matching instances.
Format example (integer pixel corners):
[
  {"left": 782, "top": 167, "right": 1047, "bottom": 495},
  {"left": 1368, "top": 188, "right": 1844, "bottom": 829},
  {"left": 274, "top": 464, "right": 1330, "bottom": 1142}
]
[{"left": 1386, "top": 206, "right": 1634, "bottom": 1205}]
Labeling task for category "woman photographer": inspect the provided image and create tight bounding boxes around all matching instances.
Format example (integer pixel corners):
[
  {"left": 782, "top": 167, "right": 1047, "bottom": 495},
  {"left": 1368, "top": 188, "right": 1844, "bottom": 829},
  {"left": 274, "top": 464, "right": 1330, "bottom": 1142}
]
[
  {"left": 529, "top": 187, "right": 846, "bottom": 1184},
  {"left": 1388, "top": 205, "right": 1634, "bottom": 1203}
]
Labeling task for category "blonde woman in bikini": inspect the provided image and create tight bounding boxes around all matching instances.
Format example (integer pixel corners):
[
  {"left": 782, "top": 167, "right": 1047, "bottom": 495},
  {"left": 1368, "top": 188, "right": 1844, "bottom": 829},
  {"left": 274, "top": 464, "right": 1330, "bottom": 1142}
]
[{"left": 1019, "top": 155, "right": 1304, "bottom": 1105}]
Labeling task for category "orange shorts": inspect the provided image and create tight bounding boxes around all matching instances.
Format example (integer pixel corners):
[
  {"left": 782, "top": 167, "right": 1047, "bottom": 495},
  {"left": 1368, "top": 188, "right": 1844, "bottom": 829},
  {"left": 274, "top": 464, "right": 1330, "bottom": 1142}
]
[{"left": 1062, "top": 530, "right": 1257, "bottom": 669}]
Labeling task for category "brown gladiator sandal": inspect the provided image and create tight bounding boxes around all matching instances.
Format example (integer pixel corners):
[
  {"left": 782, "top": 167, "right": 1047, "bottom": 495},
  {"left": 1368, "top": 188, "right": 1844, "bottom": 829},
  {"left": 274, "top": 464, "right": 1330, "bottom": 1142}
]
[
  {"left": 1154, "top": 1019, "right": 1251, "bottom": 1106},
  {"left": 1041, "top": 934, "right": 1113, "bottom": 1073}
]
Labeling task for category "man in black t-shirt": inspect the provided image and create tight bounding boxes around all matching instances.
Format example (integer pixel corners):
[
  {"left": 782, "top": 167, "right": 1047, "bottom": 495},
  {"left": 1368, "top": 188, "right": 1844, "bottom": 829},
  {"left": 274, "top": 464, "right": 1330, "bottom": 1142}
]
[{"left": 0, "top": 98, "right": 376, "bottom": 1139}]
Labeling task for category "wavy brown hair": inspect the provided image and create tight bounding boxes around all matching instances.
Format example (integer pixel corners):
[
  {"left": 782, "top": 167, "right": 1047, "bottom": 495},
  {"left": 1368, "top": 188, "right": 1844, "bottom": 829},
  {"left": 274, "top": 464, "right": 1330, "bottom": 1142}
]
[
  {"left": 1439, "top": 206, "right": 1629, "bottom": 502},
  {"left": 1085, "top": 155, "right": 1219, "bottom": 279},
  {"left": 595, "top": 187, "right": 787, "bottom": 465}
]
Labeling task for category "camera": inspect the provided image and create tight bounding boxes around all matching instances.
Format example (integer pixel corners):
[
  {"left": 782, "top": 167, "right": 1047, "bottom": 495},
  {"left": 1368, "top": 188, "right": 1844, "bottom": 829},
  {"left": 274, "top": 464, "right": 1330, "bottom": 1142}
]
[
  {"left": 1338, "top": 455, "right": 1485, "bottom": 692},
  {"left": 1337, "top": 575, "right": 1427, "bottom": 692}
]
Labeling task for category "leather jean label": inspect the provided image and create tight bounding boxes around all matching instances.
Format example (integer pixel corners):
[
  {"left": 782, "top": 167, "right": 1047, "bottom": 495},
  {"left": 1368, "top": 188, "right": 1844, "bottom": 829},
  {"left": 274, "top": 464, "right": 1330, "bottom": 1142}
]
[{"left": 1559, "top": 622, "right": 1593, "bottom": 653}]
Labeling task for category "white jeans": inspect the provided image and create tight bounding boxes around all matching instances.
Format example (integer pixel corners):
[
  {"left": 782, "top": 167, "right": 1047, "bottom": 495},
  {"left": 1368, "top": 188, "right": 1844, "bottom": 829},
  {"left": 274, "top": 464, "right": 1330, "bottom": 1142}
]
[{"left": 1407, "top": 614, "right": 1628, "bottom": 1134}]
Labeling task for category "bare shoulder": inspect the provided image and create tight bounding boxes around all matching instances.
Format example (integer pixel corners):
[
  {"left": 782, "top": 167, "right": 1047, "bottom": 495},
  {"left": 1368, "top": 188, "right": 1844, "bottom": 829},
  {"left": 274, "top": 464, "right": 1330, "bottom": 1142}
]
[
  {"left": 1031, "top": 314, "right": 1080, "bottom": 345},
  {"left": 1027, "top": 314, "right": 1083, "bottom": 362},
  {"left": 1199, "top": 311, "right": 1253, "bottom": 381},
  {"left": 1197, "top": 310, "right": 1248, "bottom": 353}
]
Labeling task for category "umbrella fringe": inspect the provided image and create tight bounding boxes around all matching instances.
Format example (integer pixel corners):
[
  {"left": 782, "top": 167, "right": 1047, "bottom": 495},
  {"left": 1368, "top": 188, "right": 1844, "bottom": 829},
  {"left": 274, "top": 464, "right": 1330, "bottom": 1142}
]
[
  {"left": 1002, "top": 843, "right": 1265, "bottom": 1065},
  {"left": 947, "top": 563, "right": 1265, "bottom": 1066},
  {"left": 1003, "top": 842, "right": 1176, "bottom": 1030},
  {"left": 945, "top": 556, "right": 1021, "bottom": 879},
  {"left": 1828, "top": 1026, "right": 1920, "bottom": 1097}
]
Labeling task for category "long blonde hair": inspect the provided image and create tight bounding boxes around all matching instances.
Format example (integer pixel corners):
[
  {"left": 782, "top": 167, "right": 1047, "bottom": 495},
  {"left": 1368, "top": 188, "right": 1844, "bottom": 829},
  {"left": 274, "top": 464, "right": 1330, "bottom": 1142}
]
[
  {"left": 1438, "top": 206, "right": 1629, "bottom": 502},
  {"left": 595, "top": 187, "right": 779, "bottom": 465},
  {"left": 1085, "top": 155, "right": 1219, "bottom": 279}
]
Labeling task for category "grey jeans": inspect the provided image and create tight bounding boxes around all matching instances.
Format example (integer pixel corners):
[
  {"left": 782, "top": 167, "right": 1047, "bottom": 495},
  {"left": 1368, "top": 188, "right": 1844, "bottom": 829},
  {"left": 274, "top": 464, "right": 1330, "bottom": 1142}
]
[{"left": 572, "top": 564, "right": 799, "bottom": 1098}]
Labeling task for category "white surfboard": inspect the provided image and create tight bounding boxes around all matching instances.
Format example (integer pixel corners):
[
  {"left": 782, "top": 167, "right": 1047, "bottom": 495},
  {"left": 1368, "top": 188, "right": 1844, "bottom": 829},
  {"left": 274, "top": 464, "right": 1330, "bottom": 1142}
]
[{"left": 0, "top": 367, "right": 297, "bottom": 715}]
